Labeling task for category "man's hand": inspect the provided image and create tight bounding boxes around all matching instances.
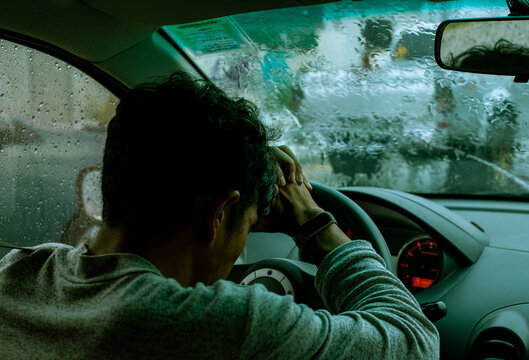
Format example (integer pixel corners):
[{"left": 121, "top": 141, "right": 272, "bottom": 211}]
[
  {"left": 258, "top": 146, "right": 351, "bottom": 265},
  {"left": 257, "top": 182, "right": 323, "bottom": 236},
  {"left": 271, "top": 145, "right": 312, "bottom": 191},
  {"left": 257, "top": 181, "right": 351, "bottom": 265},
  {"left": 256, "top": 145, "right": 318, "bottom": 235}
]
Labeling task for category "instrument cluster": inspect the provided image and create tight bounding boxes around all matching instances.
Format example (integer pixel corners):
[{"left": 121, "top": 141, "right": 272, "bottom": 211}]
[{"left": 396, "top": 236, "right": 442, "bottom": 293}]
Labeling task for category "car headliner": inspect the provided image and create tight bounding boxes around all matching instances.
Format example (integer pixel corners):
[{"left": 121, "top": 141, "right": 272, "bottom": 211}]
[{"left": 1, "top": 0, "right": 334, "bottom": 63}]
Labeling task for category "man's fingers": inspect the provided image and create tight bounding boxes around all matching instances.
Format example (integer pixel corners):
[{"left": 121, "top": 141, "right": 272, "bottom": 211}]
[
  {"left": 277, "top": 165, "right": 287, "bottom": 186},
  {"left": 278, "top": 145, "right": 303, "bottom": 184},
  {"left": 303, "top": 173, "right": 313, "bottom": 191},
  {"left": 271, "top": 146, "right": 296, "bottom": 183},
  {"left": 279, "top": 145, "right": 312, "bottom": 188},
  {"left": 271, "top": 145, "right": 312, "bottom": 189}
]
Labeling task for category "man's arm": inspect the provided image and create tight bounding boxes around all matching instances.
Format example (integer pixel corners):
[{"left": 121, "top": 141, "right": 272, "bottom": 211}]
[
  {"left": 236, "top": 239, "right": 439, "bottom": 359},
  {"left": 243, "top": 179, "right": 439, "bottom": 359}
]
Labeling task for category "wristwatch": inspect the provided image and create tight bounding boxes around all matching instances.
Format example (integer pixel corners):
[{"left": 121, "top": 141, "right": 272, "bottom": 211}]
[{"left": 294, "top": 211, "right": 337, "bottom": 250}]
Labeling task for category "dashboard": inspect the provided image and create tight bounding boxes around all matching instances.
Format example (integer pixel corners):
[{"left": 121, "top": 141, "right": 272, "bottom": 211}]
[{"left": 345, "top": 198, "right": 454, "bottom": 295}]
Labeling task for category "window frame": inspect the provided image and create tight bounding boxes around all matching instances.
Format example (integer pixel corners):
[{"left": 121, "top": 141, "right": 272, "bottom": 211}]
[{"left": 0, "top": 28, "right": 128, "bottom": 98}]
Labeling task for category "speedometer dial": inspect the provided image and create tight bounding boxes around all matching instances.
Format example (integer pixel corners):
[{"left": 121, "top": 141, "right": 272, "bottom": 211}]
[{"left": 397, "top": 237, "right": 442, "bottom": 293}]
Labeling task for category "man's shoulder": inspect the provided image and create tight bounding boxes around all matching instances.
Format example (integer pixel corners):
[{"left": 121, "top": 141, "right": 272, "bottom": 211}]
[{"left": 0, "top": 242, "right": 71, "bottom": 269}]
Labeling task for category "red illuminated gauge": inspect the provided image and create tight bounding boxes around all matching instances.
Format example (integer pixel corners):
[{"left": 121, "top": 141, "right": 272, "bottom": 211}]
[{"left": 397, "top": 237, "right": 442, "bottom": 293}]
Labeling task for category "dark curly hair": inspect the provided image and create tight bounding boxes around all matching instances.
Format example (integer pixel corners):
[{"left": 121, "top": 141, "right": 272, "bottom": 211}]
[
  {"left": 507, "top": 0, "right": 529, "bottom": 15},
  {"left": 102, "top": 72, "right": 278, "bottom": 238},
  {"left": 450, "top": 39, "right": 529, "bottom": 75}
]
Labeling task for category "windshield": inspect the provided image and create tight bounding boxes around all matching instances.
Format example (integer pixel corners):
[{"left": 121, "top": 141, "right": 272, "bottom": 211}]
[{"left": 166, "top": 0, "right": 529, "bottom": 197}]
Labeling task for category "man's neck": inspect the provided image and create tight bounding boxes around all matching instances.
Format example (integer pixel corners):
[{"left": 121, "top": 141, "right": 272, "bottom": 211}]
[{"left": 88, "top": 223, "right": 201, "bottom": 287}]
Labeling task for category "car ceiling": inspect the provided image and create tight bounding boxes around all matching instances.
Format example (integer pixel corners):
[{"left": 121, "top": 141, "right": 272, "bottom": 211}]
[{"left": 1, "top": 0, "right": 335, "bottom": 63}]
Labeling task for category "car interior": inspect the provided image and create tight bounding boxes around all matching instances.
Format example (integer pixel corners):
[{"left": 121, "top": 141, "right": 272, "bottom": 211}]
[{"left": 1, "top": 0, "right": 529, "bottom": 359}]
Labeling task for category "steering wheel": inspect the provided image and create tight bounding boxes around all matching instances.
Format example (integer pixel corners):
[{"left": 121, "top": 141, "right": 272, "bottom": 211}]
[
  {"left": 229, "top": 182, "right": 393, "bottom": 308},
  {"left": 310, "top": 182, "right": 392, "bottom": 267}
]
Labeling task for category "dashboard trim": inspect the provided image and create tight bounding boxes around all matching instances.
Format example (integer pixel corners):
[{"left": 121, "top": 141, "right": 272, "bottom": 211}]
[{"left": 340, "top": 187, "right": 488, "bottom": 263}]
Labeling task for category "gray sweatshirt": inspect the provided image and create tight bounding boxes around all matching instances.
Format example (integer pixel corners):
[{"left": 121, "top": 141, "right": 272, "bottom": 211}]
[{"left": 0, "top": 240, "right": 439, "bottom": 359}]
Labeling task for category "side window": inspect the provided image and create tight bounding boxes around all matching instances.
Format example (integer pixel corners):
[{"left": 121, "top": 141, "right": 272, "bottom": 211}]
[{"left": 0, "top": 39, "right": 118, "bottom": 253}]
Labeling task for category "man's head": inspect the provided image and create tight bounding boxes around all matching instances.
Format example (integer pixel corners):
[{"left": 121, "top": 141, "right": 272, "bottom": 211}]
[{"left": 101, "top": 72, "right": 277, "bottom": 250}]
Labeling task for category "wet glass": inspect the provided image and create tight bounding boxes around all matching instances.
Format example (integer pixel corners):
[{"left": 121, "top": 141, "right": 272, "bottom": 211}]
[
  {"left": 166, "top": 0, "right": 529, "bottom": 197},
  {"left": 0, "top": 39, "right": 118, "bottom": 251}
]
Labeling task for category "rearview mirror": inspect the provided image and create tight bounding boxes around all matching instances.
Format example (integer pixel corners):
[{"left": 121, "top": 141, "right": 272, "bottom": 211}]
[{"left": 435, "top": 17, "right": 529, "bottom": 81}]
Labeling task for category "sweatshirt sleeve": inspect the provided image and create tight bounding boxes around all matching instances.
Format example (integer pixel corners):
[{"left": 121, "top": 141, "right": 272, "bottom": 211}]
[{"left": 238, "top": 240, "right": 440, "bottom": 360}]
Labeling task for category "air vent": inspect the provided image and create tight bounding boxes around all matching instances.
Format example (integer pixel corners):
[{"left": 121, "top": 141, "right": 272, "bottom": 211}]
[{"left": 471, "top": 328, "right": 524, "bottom": 360}]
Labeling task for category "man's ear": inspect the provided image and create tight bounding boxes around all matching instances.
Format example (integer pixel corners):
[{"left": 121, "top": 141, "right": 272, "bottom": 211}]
[{"left": 205, "top": 190, "right": 240, "bottom": 245}]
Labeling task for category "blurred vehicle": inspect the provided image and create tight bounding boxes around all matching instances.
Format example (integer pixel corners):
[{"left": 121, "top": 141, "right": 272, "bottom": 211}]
[{"left": 1, "top": 0, "right": 529, "bottom": 358}]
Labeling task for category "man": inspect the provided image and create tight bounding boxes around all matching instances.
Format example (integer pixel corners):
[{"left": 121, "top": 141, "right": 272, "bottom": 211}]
[{"left": 0, "top": 72, "right": 439, "bottom": 359}]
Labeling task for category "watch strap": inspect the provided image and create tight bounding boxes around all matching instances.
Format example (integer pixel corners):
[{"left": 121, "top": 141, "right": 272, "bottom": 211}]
[{"left": 294, "top": 211, "right": 337, "bottom": 249}]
